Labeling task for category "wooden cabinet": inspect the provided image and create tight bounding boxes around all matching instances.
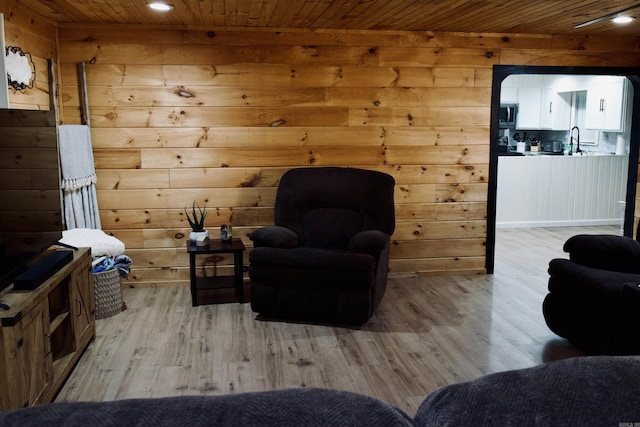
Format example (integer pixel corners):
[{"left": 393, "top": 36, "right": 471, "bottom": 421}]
[
  {"left": 69, "top": 257, "right": 94, "bottom": 347},
  {"left": 0, "top": 247, "right": 95, "bottom": 410},
  {"left": 586, "top": 76, "right": 631, "bottom": 131},
  {"left": 14, "top": 300, "right": 52, "bottom": 407}
]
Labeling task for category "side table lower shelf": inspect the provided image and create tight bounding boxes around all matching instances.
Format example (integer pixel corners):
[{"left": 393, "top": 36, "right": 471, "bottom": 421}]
[
  {"left": 187, "top": 238, "right": 246, "bottom": 306},
  {"left": 194, "top": 275, "right": 246, "bottom": 305}
]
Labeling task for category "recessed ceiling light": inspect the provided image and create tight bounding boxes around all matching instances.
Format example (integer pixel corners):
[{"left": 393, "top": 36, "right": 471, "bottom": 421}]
[
  {"left": 612, "top": 15, "right": 635, "bottom": 24},
  {"left": 148, "top": 2, "right": 173, "bottom": 11}
]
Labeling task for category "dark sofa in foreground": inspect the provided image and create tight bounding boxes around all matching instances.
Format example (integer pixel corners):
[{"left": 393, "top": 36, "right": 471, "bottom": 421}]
[{"left": 2, "top": 356, "right": 639, "bottom": 426}]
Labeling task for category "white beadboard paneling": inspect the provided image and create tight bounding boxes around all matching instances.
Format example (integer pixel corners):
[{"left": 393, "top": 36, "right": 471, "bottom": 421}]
[{"left": 496, "top": 154, "right": 628, "bottom": 228}]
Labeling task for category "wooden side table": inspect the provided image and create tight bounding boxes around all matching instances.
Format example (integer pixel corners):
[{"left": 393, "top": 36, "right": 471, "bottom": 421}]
[{"left": 187, "top": 238, "right": 246, "bottom": 306}]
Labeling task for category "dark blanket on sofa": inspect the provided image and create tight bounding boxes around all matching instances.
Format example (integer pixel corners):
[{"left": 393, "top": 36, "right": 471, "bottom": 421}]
[{"left": 0, "top": 387, "right": 413, "bottom": 427}]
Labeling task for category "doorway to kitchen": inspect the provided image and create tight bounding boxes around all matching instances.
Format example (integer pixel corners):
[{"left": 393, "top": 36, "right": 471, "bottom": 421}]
[{"left": 486, "top": 65, "right": 640, "bottom": 274}]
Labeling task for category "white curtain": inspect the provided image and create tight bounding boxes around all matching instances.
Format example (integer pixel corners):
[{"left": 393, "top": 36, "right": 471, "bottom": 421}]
[{"left": 58, "top": 124, "right": 101, "bottom": 229}]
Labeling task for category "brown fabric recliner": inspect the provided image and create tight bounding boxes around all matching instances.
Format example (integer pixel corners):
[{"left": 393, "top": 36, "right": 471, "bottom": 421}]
[{"left": 248, "top": 167, "right": 395, "bottom": 325}]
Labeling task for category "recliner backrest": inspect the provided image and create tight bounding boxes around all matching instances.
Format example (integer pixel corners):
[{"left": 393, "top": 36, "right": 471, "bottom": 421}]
[{"left": 273, "top": 167, "right": 395, "bottom": 249}]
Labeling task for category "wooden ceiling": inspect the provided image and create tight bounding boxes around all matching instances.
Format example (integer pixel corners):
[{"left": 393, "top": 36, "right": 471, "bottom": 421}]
[{"left": 16, "top": 0, "right": 640, "bottom": 36}]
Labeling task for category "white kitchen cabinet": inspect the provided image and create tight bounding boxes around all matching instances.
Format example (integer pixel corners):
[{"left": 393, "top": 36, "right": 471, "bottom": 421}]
[
  {"left": 540, "top": 88, "right": 571, "bottom": 130},
  {"left": 516, "top": 86, "right": 571, "bottom": 130},
  {"left": 500, "top": 87, "right": 518, "bottom": 104},
  {"left": 585, "top": 77, "right": 631, "bottom": 132},
  {"left": 516, "top": 87, "right": 542, "bottom": 129}
]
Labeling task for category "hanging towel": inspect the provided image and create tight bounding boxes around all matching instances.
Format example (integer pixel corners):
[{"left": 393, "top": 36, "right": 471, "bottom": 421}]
[
  {"left": 58, "top": 124, "right": 97, "bottom": 191},
  {"left": 58, "top": 124, "right": 101, "bottom": 229}
]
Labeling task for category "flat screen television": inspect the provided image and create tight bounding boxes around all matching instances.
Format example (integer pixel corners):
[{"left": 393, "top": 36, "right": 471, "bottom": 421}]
[{"left": 0, "top": 108, "right": 64, "bottom": 291}]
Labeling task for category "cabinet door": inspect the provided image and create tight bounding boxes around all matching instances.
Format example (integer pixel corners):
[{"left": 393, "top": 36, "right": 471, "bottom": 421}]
[
  {"left": 601, "top": 80, "right": 625, "bottom": 131},
  {"left": 537, "top": 88, "right": 571, "bottom": 131},
  {"left": 586, "top": 82, "right": 604, "bottom": 128},
  {"left": 516, "top": 87, "right": 542, "bottom": 129},
  {"left": 17, "top": 301, "right": 53, "bottom": 407},
  {"left": 539, "top": 88, "right": 553, "bottom": 129},
  {"left": 551, "top": 91, "right": 571, "bottom": 130},
  {"left": 500, "top": 87, "right": 518, "bottom": 104},
  {"left": 586, "top": 77, "right": 628, "bottom": 131},
  {"left": 70, "top": 261, "right": 95, "bottom": 346}
]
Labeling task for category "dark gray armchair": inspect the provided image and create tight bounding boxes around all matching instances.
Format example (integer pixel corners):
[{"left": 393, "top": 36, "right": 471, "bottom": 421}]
[
  {"left": 543, "top": 224, "right": 640, "bottom": 355},
  {"left": 248, "top": 167, "right": 395, "bottom": 325}
]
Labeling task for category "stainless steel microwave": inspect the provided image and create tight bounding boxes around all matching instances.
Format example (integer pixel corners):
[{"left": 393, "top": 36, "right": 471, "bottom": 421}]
[{"left": 499, "top": 104, "right": 518, "bottom": 128}]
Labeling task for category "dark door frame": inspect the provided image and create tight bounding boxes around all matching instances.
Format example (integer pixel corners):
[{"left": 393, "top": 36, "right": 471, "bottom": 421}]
[{"left": 486, "top": 65, "right": 640, "bottom": 274}]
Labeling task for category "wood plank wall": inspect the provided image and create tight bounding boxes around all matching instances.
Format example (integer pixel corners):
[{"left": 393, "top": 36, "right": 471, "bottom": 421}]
[
  {"left": 53, "top": 26, "right": 640, "bottom": 287},
  {"left": 2, "top": 1, "right": 640, "bottom": 287},
  {"left": 1, "top": 0, "right": 56, "bottom": 110},
  {"left": 0, "top": 109, "right": 61, "bottom": 254},
  {"left": 56, "top": 27, "right": 498, "bottom": 287}
]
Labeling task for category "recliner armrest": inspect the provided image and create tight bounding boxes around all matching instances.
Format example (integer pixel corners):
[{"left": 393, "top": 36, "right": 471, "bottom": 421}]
[
  {"left": 563, "top": 234, "right": 640, "bottom": 274},
  {"left": 349, "top": 230, "right": 390, "bottom": 258},
  {"left": 249, "top": 226, "right": 299, "bottom": 248}
]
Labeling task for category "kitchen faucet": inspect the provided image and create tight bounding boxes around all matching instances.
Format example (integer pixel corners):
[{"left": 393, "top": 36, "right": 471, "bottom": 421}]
[{"left": 570, "top": 126, "right": 581, "bottom": 154}]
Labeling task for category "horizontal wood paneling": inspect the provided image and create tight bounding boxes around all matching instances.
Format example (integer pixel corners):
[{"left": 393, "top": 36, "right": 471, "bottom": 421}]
[
  {"left": 88, "top": 106, "right": 350, "bottom": 128},
  {"left": 389, "top": 257, "right": 486, "bottom": 276},
  {"left": 348, "top": 106, "right": 489, "bottom": 127},
  {"left": 55, "top": 27, "right": 553, "bottom": 49},
  {"left": 499, "top": 49, "right": 640, "bottom": 67},
  {"left": 0, "top": 111, "right": 61, "bottom": 251},
  {"left": 60, "top": 43, "right": 384, "bottom": 66},
  {"left": 97, "top": 188, "right": 276, "bottom": 209},
  {"left": 52, "top": 25, "right": 640, "bottom": 286},
  {"left": 87, "top": 127, "right": 490, "bottom": 149},
  {"left": 64, "top": 86, "right": 491, "bottom": 109},
  {"left": 1, "top": 0, "right": 56, "bottom": 110},
  {"left": 61, "top": 63, "right": 480, "bottom": 89},
  {"left": 99, "top": 207, "right": 273, "bottom": 229},
  {"left": 379, "top": 47, "right": 499, "bottom": 68}
]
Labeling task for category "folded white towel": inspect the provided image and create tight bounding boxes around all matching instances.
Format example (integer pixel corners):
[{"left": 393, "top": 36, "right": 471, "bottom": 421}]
[{"left": 60, "top": 228, "right": 125, "bottom": 257}]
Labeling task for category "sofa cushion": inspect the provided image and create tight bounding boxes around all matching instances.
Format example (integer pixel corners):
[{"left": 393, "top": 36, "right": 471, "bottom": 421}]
[
  {"left": 415, "top": 356, "right": 640, "bottom": 427},
  {"left": 249, "top": 247, "right": 375, "bottom": 290},
  {"left": 249, "top": 226, "right": 299, "bottom": 248},
  {"left": 0, "top": 388, "right": 414, "bottom": 427}
]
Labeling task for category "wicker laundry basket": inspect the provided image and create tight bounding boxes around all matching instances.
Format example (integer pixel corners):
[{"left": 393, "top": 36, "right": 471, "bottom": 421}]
[{"left": 93, "top": 269, "right": 123, "bottom": 319}]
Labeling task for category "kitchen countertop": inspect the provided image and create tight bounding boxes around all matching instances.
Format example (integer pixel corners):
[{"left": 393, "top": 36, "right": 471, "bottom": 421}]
[
  {"left": 522, "top": 152, "right": 622, "bottom": 156},
  {"left": 499, "top": 150, "right": 623, "bottom": 157}
]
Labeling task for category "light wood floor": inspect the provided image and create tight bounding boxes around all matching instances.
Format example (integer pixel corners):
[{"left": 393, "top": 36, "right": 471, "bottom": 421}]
[{"left": 56, "top": 226, "right": 617, "bottom": 416}]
